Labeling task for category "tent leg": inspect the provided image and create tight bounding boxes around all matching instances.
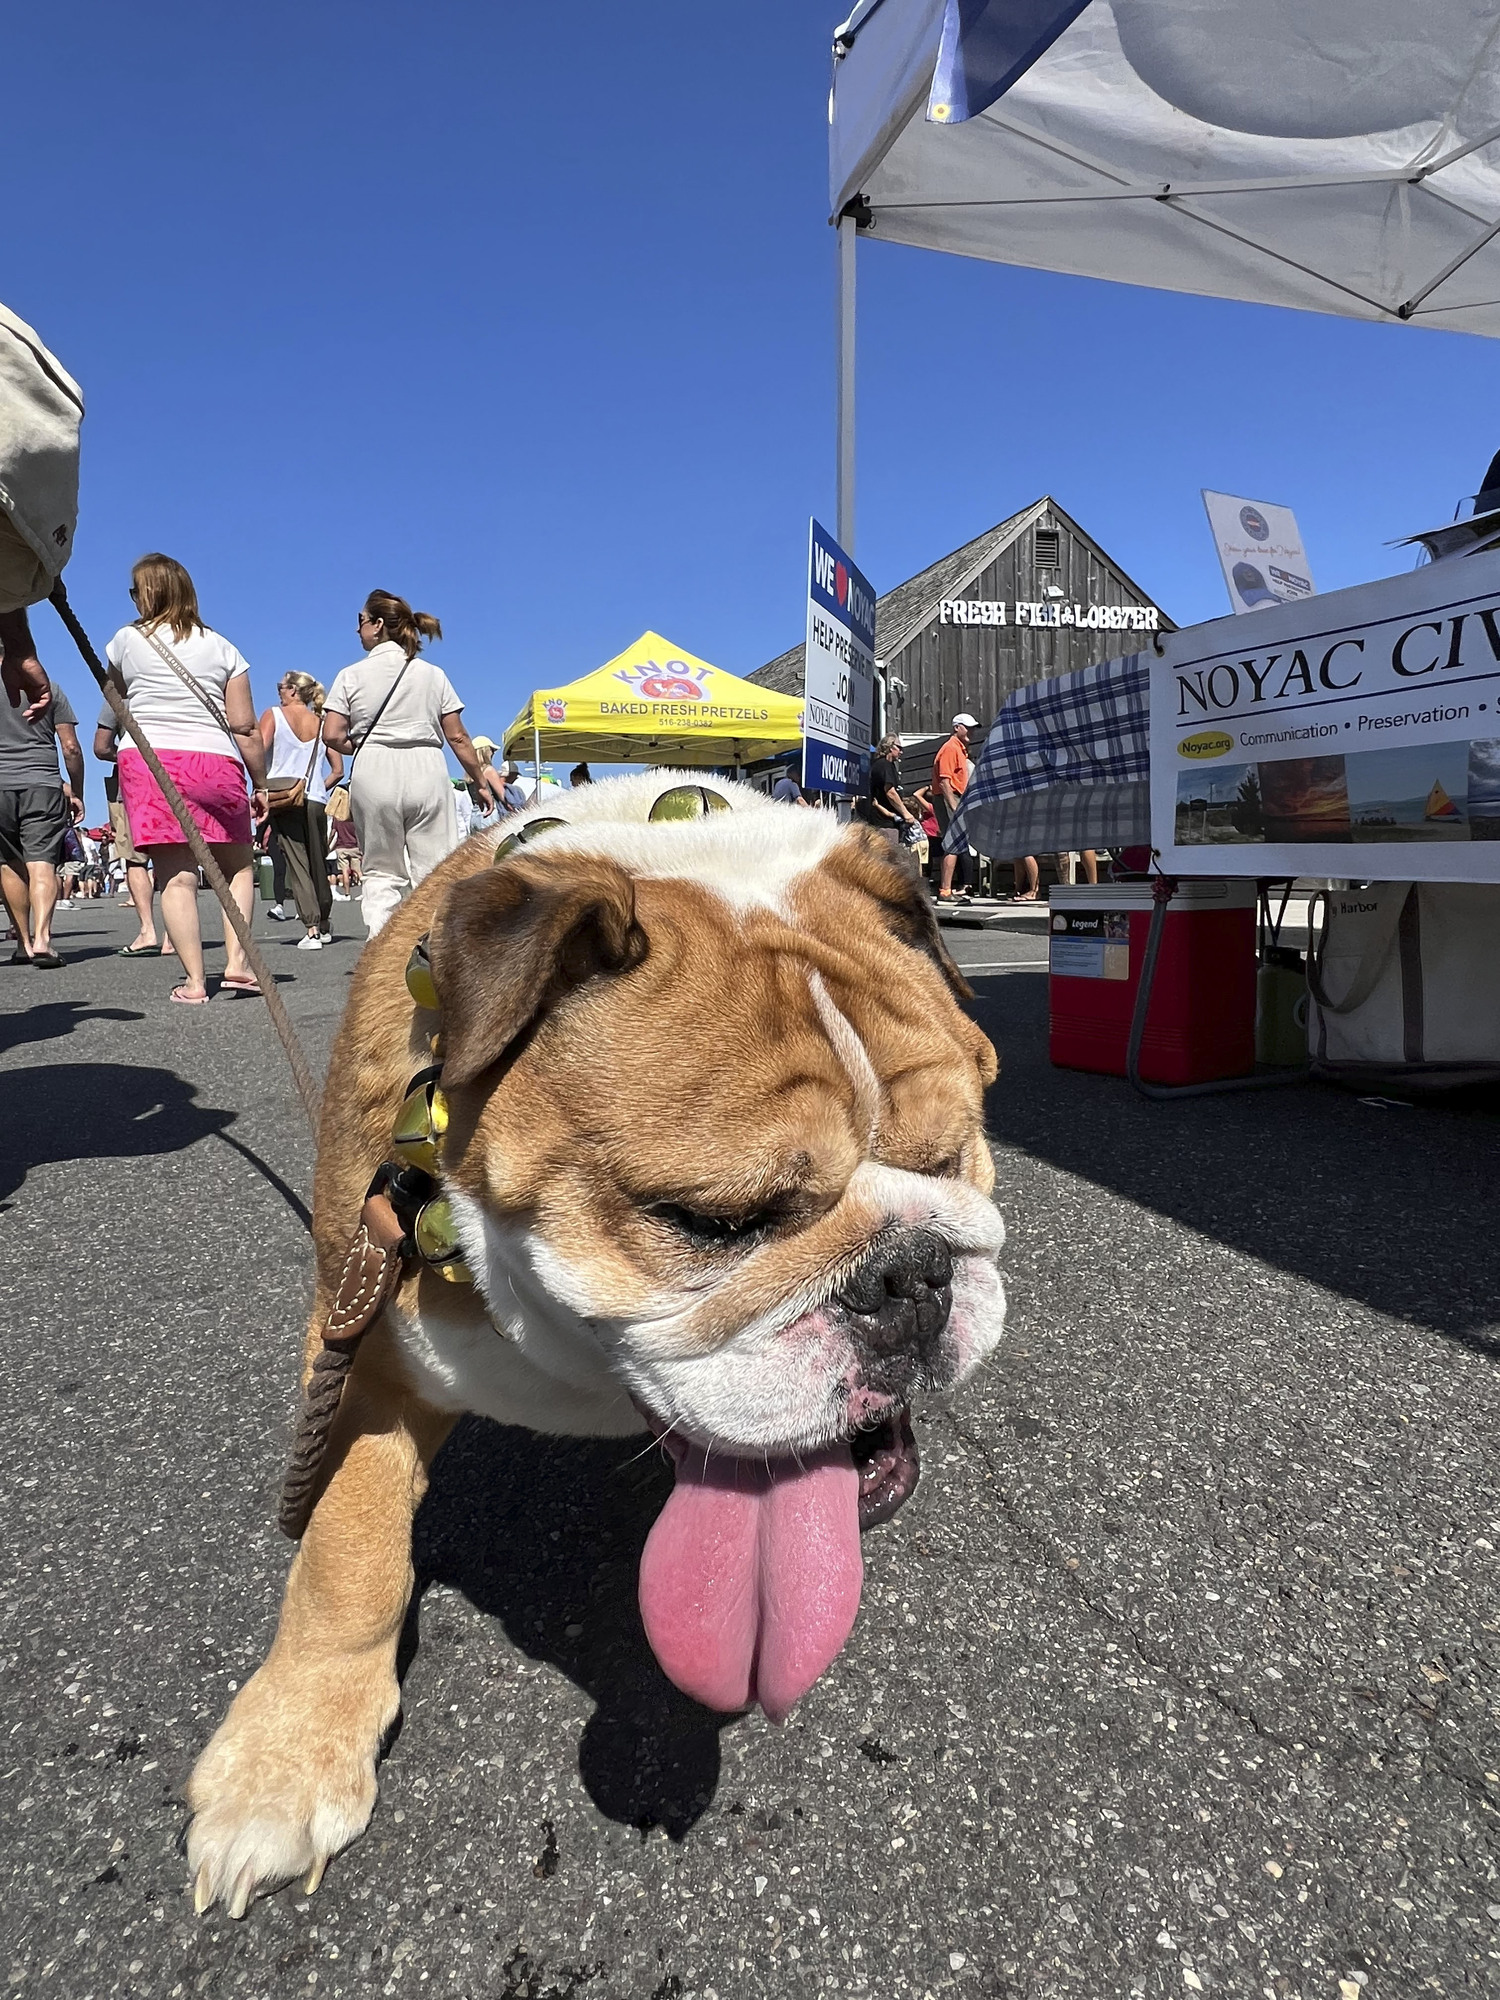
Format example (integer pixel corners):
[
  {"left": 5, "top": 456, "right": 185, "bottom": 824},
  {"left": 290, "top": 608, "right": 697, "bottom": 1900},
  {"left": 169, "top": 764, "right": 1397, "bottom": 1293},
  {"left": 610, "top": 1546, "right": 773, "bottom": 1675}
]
[
  {"left": 534, "top": 725, "right": 542, "bottom": 794},
  {"left": 837, "top": 213, "right": 856, "bottom": 555}
]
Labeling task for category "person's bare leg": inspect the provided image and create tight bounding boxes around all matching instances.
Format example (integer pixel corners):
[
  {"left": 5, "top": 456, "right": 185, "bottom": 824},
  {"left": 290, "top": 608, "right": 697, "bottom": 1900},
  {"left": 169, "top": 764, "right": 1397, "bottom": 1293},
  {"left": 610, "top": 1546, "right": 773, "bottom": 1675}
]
[
  {"left": 26, "top": 861, "right": 58, "bottom": 953},
  {"left": 0, "top": 860, "right": 32, "bottom": 953},
  {"left": 938, "top": 850, "right": 957, "bottom": 897},
  {"left": 1012, "top": 855, "right": 1038, "bottom": 900},
  {"left": 153, "top": 845, "right": 207, "bottom": 995},
  {"left": 1080, "top": 848, "right": 1099, "bottom": 885},
  {"left": 214, "top": 844, "right": 255, "bottom": 982},
  {"left": 124, "top": 861, "right": 158, "bottom": 948}
]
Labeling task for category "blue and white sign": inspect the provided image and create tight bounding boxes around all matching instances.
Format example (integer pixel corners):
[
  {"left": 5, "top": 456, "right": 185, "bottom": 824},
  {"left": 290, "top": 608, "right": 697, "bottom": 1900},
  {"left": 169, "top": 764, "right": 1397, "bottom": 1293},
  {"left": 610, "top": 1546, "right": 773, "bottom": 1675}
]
[
  {"left": 1203, "top": 490, "right": 1315, "bottom": 616},
  {"left": 803, "top": 518, "right": 875, "bottom": 797}
]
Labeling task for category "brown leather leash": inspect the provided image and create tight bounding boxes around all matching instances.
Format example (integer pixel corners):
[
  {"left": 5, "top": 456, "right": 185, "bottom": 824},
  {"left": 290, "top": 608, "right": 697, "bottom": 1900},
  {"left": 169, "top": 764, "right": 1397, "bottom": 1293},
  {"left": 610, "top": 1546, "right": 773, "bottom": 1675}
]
[
  {"left": 276, "top": 1162, "right": 438, "bottom": 1539},
  {"left": 276, "top": 945, "right": 472, "bottom": 1541}
]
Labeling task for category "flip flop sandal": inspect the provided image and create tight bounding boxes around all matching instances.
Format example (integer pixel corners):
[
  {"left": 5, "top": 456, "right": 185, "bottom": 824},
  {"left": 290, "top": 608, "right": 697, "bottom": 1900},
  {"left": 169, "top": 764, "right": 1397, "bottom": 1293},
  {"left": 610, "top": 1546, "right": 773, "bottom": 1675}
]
[
  {"left": 117, "top": 942, "right": 158, "bottom": 956},
  {"left": 170, "top": 984, "right": 211, "bottom": 1005},
  {"left": 30, "top": 950, "right": 64, "bottom": 969},
  {"left": 218, "top": 975, "right": 263, "bottom": 997},
  {"left": 8, "top": 947, "right": 31, "bottom": 964}
]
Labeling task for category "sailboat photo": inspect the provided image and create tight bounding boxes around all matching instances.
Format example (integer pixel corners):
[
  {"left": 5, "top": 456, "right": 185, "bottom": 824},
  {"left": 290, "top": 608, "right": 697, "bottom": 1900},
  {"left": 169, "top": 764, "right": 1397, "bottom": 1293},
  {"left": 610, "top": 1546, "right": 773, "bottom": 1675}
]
[
  {"left": 1425, "top": 778, "right": 1461, "bottom": 821},
  {"left": 1345, "top": 741, "right": 1471, "bottom": 842}
]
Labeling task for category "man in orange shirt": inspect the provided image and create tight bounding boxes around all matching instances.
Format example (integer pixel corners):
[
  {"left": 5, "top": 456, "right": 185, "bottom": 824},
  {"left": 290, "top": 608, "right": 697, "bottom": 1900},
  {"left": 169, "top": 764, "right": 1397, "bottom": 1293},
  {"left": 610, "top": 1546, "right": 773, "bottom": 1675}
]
[{"left": 933, "top": 712, "right": 976, "bottom": 903}]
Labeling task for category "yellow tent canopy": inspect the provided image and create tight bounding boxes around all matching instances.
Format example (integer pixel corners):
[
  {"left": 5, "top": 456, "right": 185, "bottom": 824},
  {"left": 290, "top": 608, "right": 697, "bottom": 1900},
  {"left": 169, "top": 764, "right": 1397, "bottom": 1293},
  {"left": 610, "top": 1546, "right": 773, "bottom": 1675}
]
[{"left": 503, "top": 631, "right": 804, "bottom": 768}]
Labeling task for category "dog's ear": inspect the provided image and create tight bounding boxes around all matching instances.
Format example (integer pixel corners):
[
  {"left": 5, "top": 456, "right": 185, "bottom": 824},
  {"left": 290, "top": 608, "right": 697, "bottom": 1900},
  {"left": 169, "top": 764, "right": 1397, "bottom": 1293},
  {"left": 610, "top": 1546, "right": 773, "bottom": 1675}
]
[
  {"left": 427, "top": 851, "right": 648, "bottom": 1087},
  {"left": 832, "top": 825, "right": 974, "bottom": 1000}
]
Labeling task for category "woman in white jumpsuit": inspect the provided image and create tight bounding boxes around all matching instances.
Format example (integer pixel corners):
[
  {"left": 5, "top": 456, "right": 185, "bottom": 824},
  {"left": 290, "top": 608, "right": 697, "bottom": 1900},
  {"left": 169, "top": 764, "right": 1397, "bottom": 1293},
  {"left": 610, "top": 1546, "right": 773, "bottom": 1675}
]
[{"left": 322, "top": 590, "right": 504, "bottom": 934}]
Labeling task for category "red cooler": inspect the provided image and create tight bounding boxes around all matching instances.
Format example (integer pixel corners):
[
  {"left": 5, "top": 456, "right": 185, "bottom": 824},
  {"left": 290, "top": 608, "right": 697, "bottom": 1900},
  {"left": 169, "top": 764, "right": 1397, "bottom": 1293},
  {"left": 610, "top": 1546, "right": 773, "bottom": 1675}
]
[{"left": 1048, "top": 881, "right": 1257, "bottom": 1084}]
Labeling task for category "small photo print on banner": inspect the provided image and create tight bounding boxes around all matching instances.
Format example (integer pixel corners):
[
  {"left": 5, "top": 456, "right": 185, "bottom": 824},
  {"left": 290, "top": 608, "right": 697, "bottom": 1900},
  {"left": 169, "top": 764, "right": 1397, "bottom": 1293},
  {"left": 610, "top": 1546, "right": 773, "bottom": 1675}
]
[
  {"left": 1174, "top": 737, "right": 1500, "bottom": 848},
  {"left": 1151, "top": 548, "right": 1500, "bottom": 882}
]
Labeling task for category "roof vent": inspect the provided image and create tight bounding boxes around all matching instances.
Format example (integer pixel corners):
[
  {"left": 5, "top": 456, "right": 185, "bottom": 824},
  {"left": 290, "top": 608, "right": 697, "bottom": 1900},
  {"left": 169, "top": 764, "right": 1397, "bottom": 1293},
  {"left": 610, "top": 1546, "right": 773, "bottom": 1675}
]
[{"left": 1034, "top": 527, "right": 1060, "bottom": 574}]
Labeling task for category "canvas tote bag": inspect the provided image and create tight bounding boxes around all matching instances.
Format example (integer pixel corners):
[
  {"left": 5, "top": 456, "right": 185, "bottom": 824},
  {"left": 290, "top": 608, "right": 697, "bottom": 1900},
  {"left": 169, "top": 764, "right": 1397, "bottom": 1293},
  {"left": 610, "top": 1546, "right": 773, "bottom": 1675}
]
[
  {"left": 0, "top": 303, "right": 84, "bottom": 612},
  {"left": 1307, "top": 882, "right": 1500, "bottom": 1089}
]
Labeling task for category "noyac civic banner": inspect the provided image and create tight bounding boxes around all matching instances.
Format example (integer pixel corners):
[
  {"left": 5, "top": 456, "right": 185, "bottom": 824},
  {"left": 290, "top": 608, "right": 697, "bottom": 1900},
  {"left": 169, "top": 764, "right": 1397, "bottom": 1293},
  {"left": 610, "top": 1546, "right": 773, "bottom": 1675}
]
[{"left": 1150, "top": 551, "right": 1500, "bottom": 883}]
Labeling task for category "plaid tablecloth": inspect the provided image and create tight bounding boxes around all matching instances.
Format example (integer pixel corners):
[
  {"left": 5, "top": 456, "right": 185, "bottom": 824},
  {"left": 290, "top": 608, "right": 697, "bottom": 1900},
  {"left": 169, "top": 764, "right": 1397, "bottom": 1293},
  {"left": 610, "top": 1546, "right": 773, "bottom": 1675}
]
[{"left": 948, "top": 652, "right": 1152, "bottom": 857}]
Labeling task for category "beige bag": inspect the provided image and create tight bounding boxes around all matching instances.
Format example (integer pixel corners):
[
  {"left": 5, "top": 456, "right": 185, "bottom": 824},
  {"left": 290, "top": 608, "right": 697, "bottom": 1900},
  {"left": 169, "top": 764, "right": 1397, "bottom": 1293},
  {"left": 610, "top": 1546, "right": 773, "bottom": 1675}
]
[
  {"left": 0, "top": 304, "right": 84, "bottom": 612},
  {"left": 266, "top": 725, "right": 322, "bottom": 812},
  {"left": 1308, "top": 882, "right": 1500, "bottom": 1089}
]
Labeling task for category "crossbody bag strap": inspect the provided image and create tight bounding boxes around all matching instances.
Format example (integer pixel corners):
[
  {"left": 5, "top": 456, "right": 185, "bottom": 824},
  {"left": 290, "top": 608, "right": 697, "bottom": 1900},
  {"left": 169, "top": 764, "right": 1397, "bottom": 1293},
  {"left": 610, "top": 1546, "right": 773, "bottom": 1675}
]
[
  {"left": 348, "top": 653, "right": 415, "bottom": 775},
  {"left": 137, "top": 624, "right": 235, "bottom": 741},
  {"left": 301, "top": 718, "right": 324, "bottom": 785}
]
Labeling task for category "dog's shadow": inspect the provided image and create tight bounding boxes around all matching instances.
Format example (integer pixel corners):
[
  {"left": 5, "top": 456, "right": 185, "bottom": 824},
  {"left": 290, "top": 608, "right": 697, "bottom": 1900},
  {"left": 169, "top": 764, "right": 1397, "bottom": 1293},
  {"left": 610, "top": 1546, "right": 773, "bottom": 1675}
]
[{"left": 403, "top": 1416, "right": 730, "bottom": 1837}]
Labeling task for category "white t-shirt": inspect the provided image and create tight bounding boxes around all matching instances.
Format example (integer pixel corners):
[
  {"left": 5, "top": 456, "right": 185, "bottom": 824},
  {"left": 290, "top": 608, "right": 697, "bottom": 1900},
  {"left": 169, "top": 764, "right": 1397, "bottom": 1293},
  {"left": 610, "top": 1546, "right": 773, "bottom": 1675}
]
[
  {"left": 323, "top": 640, "right": 462, "bottom": 751},
  {"left": 105, "top": 623, "right": 250, "bottom": 758}
]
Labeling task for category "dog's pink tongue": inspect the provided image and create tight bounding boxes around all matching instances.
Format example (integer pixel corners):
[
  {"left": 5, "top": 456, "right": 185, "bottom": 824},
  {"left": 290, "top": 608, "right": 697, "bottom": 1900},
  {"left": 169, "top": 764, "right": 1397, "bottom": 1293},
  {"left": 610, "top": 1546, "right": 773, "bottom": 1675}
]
[{"left": 638, "top": 1442, "right": 862, "bottom": 1722}]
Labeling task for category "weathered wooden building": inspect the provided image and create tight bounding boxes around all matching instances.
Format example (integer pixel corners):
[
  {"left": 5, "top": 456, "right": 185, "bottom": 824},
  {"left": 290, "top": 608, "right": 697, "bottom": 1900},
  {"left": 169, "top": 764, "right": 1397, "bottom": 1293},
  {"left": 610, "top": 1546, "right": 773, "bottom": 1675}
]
[{"left": 750, "top": 495, "right": 1173, "bottom": 740}]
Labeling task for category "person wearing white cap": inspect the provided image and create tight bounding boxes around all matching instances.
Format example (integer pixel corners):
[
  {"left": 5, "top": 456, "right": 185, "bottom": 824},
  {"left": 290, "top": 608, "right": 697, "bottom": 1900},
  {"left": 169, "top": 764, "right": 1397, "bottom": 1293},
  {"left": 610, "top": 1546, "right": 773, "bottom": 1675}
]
[{"left": 932, "top": 712, "right": 977, "bottom": 903}]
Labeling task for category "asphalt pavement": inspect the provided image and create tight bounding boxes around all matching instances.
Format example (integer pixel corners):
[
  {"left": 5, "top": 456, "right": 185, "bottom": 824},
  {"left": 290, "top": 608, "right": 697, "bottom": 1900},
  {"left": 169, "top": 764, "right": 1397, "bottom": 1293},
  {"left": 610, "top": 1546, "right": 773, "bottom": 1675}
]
[{"left": 2, "top": 888, "right": 1498, "bottom": 2000}]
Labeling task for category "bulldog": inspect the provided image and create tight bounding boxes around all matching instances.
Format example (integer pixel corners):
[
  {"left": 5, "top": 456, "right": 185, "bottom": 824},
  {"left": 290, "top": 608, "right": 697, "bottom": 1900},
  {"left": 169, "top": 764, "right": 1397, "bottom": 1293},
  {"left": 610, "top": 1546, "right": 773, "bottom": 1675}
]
[{"left": 185, "top": 771, "right": 1005, "bottom": 1917}]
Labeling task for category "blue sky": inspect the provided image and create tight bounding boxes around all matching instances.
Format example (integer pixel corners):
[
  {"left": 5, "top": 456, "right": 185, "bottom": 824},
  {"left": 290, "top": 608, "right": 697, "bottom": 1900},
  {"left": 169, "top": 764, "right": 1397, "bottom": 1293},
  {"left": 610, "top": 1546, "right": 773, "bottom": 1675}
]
[{"left": 10, "top": 1, "right": 1499, "bottom": 813}]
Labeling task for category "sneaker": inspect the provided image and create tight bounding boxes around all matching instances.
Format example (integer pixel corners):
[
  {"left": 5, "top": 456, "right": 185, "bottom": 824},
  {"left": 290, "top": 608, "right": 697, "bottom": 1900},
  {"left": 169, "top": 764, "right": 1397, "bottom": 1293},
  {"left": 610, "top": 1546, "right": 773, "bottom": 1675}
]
[
  {"left": 56, "top": 898, "right": 73, "bottom": 909},
  {"left": 319, "top": 929, "right": 333, "bottom": 943},
  {"left": 296, "top": 933, "right": 323, "bottom": 950},
  {"left": 331, "top": 888, "right": 351, "bottom": 901},
  {"left": 267, "top": 904, "right": 289, "bottom": 921}
]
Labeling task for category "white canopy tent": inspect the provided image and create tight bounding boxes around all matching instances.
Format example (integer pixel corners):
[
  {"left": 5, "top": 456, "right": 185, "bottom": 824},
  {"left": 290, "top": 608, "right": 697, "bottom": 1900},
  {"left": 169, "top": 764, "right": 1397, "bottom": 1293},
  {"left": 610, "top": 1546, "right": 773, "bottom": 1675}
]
[{"left": 829, "top": 0, "right": 1500, "bottom": 547}]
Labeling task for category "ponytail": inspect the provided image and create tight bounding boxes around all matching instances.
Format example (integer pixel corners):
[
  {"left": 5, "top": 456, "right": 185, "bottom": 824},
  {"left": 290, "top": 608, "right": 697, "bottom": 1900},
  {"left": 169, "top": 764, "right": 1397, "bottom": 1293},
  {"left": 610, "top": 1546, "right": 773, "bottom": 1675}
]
[
  {"left": 363, "top": 589, "right": 442, "bottom": 660},
  {"left": 281, "top": 670, "right": 326, "bottom": 714}
]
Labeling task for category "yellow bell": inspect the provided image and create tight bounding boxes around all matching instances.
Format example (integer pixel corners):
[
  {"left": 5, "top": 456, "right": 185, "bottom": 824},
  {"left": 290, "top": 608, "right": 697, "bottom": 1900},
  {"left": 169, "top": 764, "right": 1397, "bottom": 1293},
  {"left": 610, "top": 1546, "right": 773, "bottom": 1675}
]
[
  {"left": 414, "top": 1197, "right": 472, "bottom": 1284},
  {"left": 391, "top": 1072, "right": 446, "bottom": 1173},
  {"left": 493, "top": 816, "right": 567, "bottom": 863},
  {"left": 405, "top": 935, "right": 439, "bottom": 1012},
  {"left": 648, "top": 784, "right": 731, "bottom": 823}
]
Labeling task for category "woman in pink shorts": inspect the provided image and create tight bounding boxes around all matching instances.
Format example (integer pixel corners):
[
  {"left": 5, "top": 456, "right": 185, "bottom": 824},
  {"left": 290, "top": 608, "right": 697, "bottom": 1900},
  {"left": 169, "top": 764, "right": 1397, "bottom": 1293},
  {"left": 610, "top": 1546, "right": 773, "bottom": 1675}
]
[{"left": 106, "top": 554, "right": 268, "bottom": 1003}]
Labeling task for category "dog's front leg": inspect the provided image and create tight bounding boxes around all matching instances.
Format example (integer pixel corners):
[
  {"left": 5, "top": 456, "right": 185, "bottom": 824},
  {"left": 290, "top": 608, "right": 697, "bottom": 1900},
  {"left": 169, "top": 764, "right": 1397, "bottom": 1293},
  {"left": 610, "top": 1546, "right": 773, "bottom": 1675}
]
[{"left": 186, "top": 1370, "right": 453, "bottom": 1918}]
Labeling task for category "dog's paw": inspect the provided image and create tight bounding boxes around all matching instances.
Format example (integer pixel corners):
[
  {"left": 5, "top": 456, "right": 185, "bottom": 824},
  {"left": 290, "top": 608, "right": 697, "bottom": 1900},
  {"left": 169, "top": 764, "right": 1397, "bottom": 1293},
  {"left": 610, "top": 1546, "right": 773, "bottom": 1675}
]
[{"left": 185, "top": 1668, "right": 395, "bottom": 1917}]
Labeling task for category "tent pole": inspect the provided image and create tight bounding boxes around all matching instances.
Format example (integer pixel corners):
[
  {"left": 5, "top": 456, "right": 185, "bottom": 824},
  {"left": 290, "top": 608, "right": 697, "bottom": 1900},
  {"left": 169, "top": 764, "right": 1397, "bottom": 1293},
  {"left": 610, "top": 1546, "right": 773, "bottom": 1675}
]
[
  {"left": 533, "top": 723, "right": 542, "bottom": 795},
  {"left": 837, "top": 212, "right": 856, "bottom": 554}
]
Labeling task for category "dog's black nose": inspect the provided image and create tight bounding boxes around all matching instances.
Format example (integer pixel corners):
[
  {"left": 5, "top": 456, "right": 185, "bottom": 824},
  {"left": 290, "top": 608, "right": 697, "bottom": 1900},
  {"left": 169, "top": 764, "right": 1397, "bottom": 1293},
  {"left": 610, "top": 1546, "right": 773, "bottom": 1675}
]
[{"left": 838, "top": 1229, "right": 953, "bottom": 1367}]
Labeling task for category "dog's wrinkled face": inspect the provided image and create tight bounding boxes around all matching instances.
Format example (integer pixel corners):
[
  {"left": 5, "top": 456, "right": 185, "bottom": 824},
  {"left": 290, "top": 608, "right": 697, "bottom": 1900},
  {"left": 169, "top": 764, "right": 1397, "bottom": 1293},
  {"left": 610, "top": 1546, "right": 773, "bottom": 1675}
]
[{"left": 424, "top": 806, "right": 1004, "bottom": 1721}]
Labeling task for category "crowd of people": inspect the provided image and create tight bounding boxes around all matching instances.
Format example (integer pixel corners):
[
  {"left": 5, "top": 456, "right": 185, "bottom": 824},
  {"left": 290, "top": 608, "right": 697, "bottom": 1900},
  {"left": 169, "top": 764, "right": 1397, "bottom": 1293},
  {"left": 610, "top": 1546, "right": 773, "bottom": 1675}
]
[
  {"left": 779, "top": 711, "right": 1096, "bottom": 903},
  {"left": 0, "top": 555, "right": 526, "bottom": 994},
  {"left": 1, "top": 552, "right": 1086, "bottom": 994}
]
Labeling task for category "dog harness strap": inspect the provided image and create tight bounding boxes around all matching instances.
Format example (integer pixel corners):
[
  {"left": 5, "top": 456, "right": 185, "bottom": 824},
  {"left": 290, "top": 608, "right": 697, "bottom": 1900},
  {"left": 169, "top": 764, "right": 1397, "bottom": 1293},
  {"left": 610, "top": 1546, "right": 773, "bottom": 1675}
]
[
  {"left": 277, "top": 1189, "right": 412, "bottom": 1542},
  {"left": 323, "top": 1191, "right": 409, "bottom": 1346}
]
